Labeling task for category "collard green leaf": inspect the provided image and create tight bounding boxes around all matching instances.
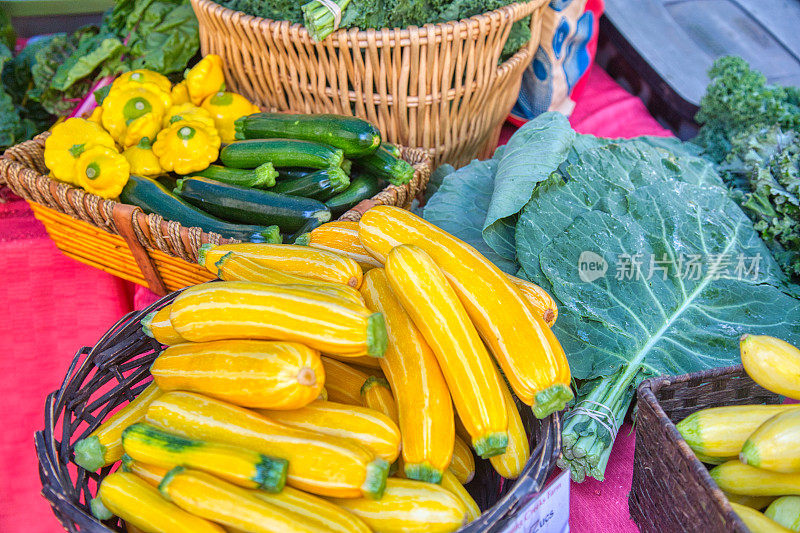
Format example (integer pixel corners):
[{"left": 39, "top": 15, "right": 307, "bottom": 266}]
[
  {"left": 51, "top": 34, "right": 124, "bottom": 91},
  {"left": 423, "top": 157, "right": 518, "bottom": 273},
  {"left": 127, "top": 2, "right": 199, "bottom": 74},
  {"left": 482, "top": 112, "right": 575, "bottom": 260}
]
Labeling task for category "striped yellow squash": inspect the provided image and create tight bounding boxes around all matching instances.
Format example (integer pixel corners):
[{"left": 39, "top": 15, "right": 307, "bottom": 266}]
[
  {"left": 73, "top": 382, "right": 163, "bottom": 471},
  {"left": 359, "top": 206, "right": 573, "bottom": 416},
  {"left": 145, "top": 391, "right": 389, "bottom": 499},
  {"left": 506, "top": 275, "right": 558, "bottom": 327},
  {"left": 361, "top": 267, "right": 454, "bottom": 482},
  {"left": 122, "top": 423, "right": 288, "bottom": 492},
  {"left": 441, "top": 470, "right": 480, "bottom": 522},
  {"left": 742, "top": 409, "right": 800, "bottom": 473},
  {"left": 252, "top": 486, "right": 371, "bottom": 533},
  {"left": 326, "top": 353, "right": 382, "bottom": 370},
  {"left": 385, "top": 244, "right": 507, "bottom": 459},
  {"left": 121, "top": 454, "right": 168, "bottom": 487},
  {"left": 724, "top": 492, "right": 776, "bottom": 510},
  {"left": 169, "top": 281, "right": 387, "bottom": 357},
  {"left": 741, "top": 335, "right": 800, "bottom": 401},
  {"left": 298, "top": 221, "right": 382, "bottom": 270},
  {"left": 259, "top": 400, "right": 401, "bottom": 463},
  {"left": 141, "top": 305, "right": 185, "bottom": 345},
  {"left": 710, "top": 461, "right": 800, "bottom": 496},
  {"left": 730, "top": 502, "right": 793, "bottom": 533},
  {"left": 361, "top": 376, "right": 399, "bottom": 424},
  {"left": 676, "top": 404, "right": 799, "bottom": 458},
  {"left": 321, "top": 356, "right": 370, "bottom": 405},
  {"left": 199, "top": 243, "right": 363, "bottom": 287},
  {"left": 454, "top": 415, "right": 471, "bottom": 445},
  {"left": 90, "top": 472, "right": 224, "bottom": 533},
  {"left": 150, "top": 340, "right": 324, "bottom": 409},
  {"left": 327, "top": 478, "right": 468, "bottom": 533},
  {"left": 159, "top": 468, "right": 319, "bottom": 533},
  {"left": 216, "top": 252, "right": 365, "bottom": 304},
  {"left": 489, "top": 375, "right": 530, "bottom": 479},
  {"left": 449, "top": 436, "right": 475, "bottom": 484}
]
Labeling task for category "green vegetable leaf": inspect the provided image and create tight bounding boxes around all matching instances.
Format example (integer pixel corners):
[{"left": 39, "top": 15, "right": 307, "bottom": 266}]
[
  {"left": 51, "top": 34, "right": 125, "bottom": 91},
  {"left": 482, "top": 112, "right": 575, "bottom": 261},
  {"left": 126, "top": 2, "right": 200, "bottom": 74},
  {"left": 423, "top": 157, "right": 518, "bottom": 273}
]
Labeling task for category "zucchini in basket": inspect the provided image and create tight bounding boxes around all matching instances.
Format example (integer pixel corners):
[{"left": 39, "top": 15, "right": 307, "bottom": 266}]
[{"left": 220, "top": 139, "right": 344, "bottom": 170}]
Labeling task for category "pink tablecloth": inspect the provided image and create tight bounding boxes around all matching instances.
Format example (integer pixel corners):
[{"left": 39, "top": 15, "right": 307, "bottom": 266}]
[{"left": 0, "top": 64, "right": 670, "bottom": 532}]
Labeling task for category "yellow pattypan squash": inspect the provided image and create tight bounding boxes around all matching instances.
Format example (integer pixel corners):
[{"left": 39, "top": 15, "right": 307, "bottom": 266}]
[
  {"left": 75, "top": 146, "right": 131, "bottom": 199},
  {"left": 153, "top": 121, "right": 221, "bottom": 175},
  {"left": 162, "top": 103, "right": 216, "bottom": 129},
  {"left": 87, "top": 106, "right": 103, "bottom": 125},
  {"left": 201, "top": 91, "right": 260, "bottom": 143},
  {"left": 171, "top": 81, "right": 191, "bottom": 105},
  {"left": 44, "top": 118, "right": 116, "bottom": 185},
  {"left": 115, "top": 70, "right": 172, "bottom": 93},
  {"left": 101, "top": 84, "right": 172, "bottom": 147},
  {"left": 185, "top": 54, "right": 225, "bottom": 106},
  {"left": 123, "top": 137, "right": 163, "bottom": 177}
]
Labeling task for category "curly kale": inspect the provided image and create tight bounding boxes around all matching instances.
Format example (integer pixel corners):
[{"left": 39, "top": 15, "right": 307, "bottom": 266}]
[{"left": 693, "top": 57, "right": 800, "bottom": 281}]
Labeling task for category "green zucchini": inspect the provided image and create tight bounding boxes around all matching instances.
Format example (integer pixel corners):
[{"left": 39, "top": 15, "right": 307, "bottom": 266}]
[
  {"left": 234, "top": 113, "right": 381, "bottom": 157},
  {"left": 270, "top": 167, "right": 350, "bottom": 201},
  {"left": 277, "top": 167, "right": 315, "bottom": 181},
  {"left": 119, "top": 175, "right": 281, "bottom": 243},
  {"left": 220, "top": 139, "right": 343, "bottom": 170},
  {"left": 382, "top": 142, "right": 401, "bottom": 158},
  {"left": 191, "top": 163, "right": 277, "bottom": 189},
  {"left": 121, "top": 423, "right": 287, "bottom": 493},
  {"left": 353, "top": 145, "right": 414, "bottom": 186},
  {"left": 174, "top": 176, "right": 331, "bottom": 233},
  {"left": 325, "top": 174, "right": 386, "bottom": 217}
]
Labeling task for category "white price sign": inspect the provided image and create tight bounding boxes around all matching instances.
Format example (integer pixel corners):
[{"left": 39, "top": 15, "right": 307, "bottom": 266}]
[{"left": 503, "top": 469, "right": 570, "bottom": 533}]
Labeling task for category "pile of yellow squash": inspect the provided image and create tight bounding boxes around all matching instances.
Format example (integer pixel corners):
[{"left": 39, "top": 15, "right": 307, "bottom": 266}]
[
  {"left": 676, "top": 335, "right": 800, "bottom": 532},
  {"left": 75, "top": 206, "right": 573, "bottom": 533},
  {"left": 43, "top": 55, "right": 259, "bottom": 199}
]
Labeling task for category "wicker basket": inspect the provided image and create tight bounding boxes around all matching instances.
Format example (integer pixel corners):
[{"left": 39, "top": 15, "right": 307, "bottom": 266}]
[
  {"left": 191, "top": 0, "right": 548, "bottom": 167},
  {"left": 35, "top": 290, "right": 562, "bottom": 532},
  {"left": 0, "top": 133, "right": 431, "bottom": 295},
  {"left": 629, "top": 366, "right": 784, "bottom": 533}
]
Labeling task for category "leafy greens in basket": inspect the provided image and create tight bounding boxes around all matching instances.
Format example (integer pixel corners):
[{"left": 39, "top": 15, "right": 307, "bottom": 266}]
[{"left": 423, "top": 112, "right": 800, "bottom": 482}]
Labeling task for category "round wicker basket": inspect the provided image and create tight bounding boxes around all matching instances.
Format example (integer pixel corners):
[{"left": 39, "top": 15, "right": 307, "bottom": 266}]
[
  {"left": 35, "top": 291, "right": 562, "bottom": 532},
  {"left": 191, "top": 0, "right": 549, "bottom": 167}
]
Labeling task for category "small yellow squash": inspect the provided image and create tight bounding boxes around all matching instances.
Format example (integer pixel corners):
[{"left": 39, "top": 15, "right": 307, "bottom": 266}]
[
  {"left": 159, "top": 468, "right": 318, "bottom": 533},
  {"left": 724, "top": 492, "right": 775, "bottom": 511},
  {"left": 252, "top": 486, "right": 371, "bottom": 533},
  {"left": 385, "top": 244, "right": 508, "bottom": 459},
  {"left": 361, "top": 267, "right": 454, "bottom": 482},
  {"left": 91, "top": 472, "right": 224, "bottom": 533},
  {"left": 300, "top": 221, "right": 382, "bottom": 270},
  {"left": 259, "top": 400, "right": 401, "bottom": 462},
  {"left": 360, "top": 206, "right": 573, "bottom": 416},
  {"left": 169, "top": 281, "right": 387, "bottom": 357},
  {"left": 441, "top": 470, "right": 481, "bottom": 522},
  {"left": 742, "top": 409, "right": 800, "bottom": 473},
  {"left": 711, "top": 461, "right": 800, "bottom": 496},
  {"left": 121, "top": 455, "right": 168, "bottom": 487},
  {"left": 507, "top": 274, "right": 558, "bottom": 326},
  {"left": 146, "top": 391, "right": 390, "bottom": 499},
  {"left": 450, "top": 435, "right": 475, "bottom": 484},
  {"left": 73, "top": 382, "right": 162, "bottom": 471},
  {"left": 321, "top": 356, "right": 368, "bottom": 405},
  {"left": 361, "top": 376, "right": 399, "bottom": 424},
  {"left": 741, "top": 335, "right": 800, "bottom": 400},
  {"left": 150, "top": 339, "right": 324, "bottom": 409},
  {"left": 141, "top": 304, "right": 185, "bottom": 345},
  {"left": 122, "top": 423, "right": 288, "bottom": 492},
  {"left": 200, "top": 242, "right": 364, "bottom": 288},
  {"left": 327, "top": 478, "right": 468, "bottom": 533},
  {"left": 730, "top": 502, "right": 794, "bottom": 533}
]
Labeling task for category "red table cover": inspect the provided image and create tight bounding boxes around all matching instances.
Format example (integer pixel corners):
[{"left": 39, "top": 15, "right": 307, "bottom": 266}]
[{"left": 0, "top": 64, "right": 670, "bottom": 532}]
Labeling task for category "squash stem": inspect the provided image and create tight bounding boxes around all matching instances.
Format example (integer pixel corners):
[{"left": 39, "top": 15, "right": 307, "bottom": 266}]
[
  {"left": 141, "top": 311, "right": 157, "bottom": 338},
  {"left": 74, "top": 436, "right": 106, "bottom": 471},
  {"left": 90, "top": 497, "right": 113, "bottom": 520},
  {"left": 366, "top": 313, "right": 388, "bottom": 358},
  {"left": 473, "top": 432, "right": 509, "bottom": 459},
  {"left": 253, "top": 162, "right": 278, "bottom": 188},
  {"left": 531, "top": 384, "right": 574, "bottom": 419},
  {"left": 255, "top": 455, "right": 289, "bottom": 493},
  {"left": 404, "top": 462, "right": 444, "bottom": 484},
  {"left": 198, "top": 243, "right": 216, "bottom": 267},
  {"left": 361, "top": 458, "right": 390, "bottom": 499}
]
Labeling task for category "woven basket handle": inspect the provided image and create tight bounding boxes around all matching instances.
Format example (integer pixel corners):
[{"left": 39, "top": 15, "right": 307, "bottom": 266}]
[
  {"left": 496, "top": 0, "right": 549, "bottom": 77},
  {"left": 112, "top": 203, "right": 169, "bottom": 296}
]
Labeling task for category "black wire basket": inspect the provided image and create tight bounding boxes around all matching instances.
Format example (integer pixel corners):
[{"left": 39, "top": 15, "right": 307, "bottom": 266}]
[{"left": 35, "top": 290, "right": 562, "bottom": 532}]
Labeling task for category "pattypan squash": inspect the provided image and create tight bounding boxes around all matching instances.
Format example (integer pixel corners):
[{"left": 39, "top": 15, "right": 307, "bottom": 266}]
[
  {"left": 44, "top": 118, "right": 116, "bottom": 185},
  {"left": 75, "top": 146, "right": 131, "bottom": 199},
  {"left": 171, "top": 81, "right": 191, "bottom": 105},
  {"left": 185, "top": 54, "right": 225, "bottom": 106},
  {"left": 87, "top": 106, "right": 103, "bottom": 125},
  {"left": 115, "top": 70, "right": 172, "bottom": 93},
  {"left": 101, "top": 84, "right": 172, "bottom": 147},
  {"left": 201, "top": 91, "right": 260, "bottom": 143},
  {"left": 162, "top": 103, "right": 216, "bottom": 130},
  {"left": 153, "top": 121, "right": 221, "bottom": 175},
  {"left": 123, "top": 137, "right": 163, "bottom": 177}
]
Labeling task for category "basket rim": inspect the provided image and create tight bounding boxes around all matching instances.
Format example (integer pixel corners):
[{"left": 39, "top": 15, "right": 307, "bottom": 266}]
[
  {"left": 34, "top": 288, "right": 563, "bottom": 533},
  {"left": 194, "top": 0, "right": 548, "bottom": 44},
  {"left": 634, "top": 365, "right": 755, "bottom": 532}
]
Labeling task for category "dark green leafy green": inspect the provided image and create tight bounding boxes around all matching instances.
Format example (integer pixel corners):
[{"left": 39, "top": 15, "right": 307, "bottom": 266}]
[{"left": 0, "top": 8, "right": 14, "bottom": 51}]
